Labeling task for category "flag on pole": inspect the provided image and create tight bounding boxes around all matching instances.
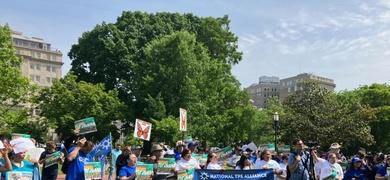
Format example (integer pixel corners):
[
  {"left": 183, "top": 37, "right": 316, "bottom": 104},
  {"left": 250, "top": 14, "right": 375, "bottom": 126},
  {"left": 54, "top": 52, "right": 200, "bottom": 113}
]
[{"left": 89, "top": 134, "right": 112, "bottom": 157}]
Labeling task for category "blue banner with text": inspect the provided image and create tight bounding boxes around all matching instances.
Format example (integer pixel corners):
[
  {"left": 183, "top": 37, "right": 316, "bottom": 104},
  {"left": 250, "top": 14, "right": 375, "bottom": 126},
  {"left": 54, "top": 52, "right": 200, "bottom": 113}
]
[{"left": 194, "top": 169, "right": 273, "bottom": 180}]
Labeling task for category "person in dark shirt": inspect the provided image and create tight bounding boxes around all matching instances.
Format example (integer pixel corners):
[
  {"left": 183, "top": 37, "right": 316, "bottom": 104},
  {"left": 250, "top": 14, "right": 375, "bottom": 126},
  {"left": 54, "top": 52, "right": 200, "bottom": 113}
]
[
  {"left": 39, "top": 141, "right": 63, "bottom": 180},
  {"left": 116, "top": 146, "right": 132, "bottom": 178}
]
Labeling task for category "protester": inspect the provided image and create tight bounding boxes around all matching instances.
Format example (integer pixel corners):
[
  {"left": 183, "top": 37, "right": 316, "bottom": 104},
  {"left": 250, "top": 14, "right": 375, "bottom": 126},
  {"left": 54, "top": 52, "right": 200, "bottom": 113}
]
[
  {"left": 277, "top": 155, "right": 288, "bottom": 180},
  {"left": 39, "top": 141, "right": 63, "bottom": 180},
  {"left": 133, "top": 145, "right": 144, "bottom": 162},
  {"left": 375, "top": 155, "right": 390, "bottom": 179},
  {"left": 65, "top": 138, "right": 94, "bottom": 180},
  {"left": 159, "top": 142, "right": 166, "bottom": 156},
  {"left": 245, "top": 148, "right": 256, "bottom": 165},
  {"left": 108, "top": 144, "right": 122, "bottom": 180},
  {"left": 116, "top": 146, "right": 132, "bottom": 178},
  {"left": 174, "top": 141, "right": 185, "bottom": 161},
  {"left": 6, "top": 144, "right": 40, "bottom": 180},
  {"left": 288, "top": 139, "right": 310, "bottom": 180},
  {"left": 227, "top": 146, "right": 242, "bottom": 168},
  {"left": 30, "top": 138, "right": 37, "bottom": 147},
  {"left": 236, "top": 155, "right": 252, "bottom": 170},
  {"left": 0, "top": 140, "right": 12, "bottom": 172},
  {"left": 146, "top": 144, "right": 169, "bottom": 180},
  {"left": 118, "top": 154, "right": 137, "bottom": 180},
  {"left": 206, "top": 153, "right": 224, "bottom": 170},
  {"left": 174, "top": 148, "right": 201, "bottom": 171},
  {"left": 313, "top": 151, "right": 344, "bottom": 180},
  {"left": 327, "top": 143, "right": 346, "bottom": 162},
  {"left": 164, "top": 149, "right": 175, "bottom": 158},
  {"left": 254, "top": 150, "right": 283, "bottom": 178},
  {"left": 198, "top": 148, "right": 206, "bottom": 155},
  {"left": 344, "top": 157, "right": 365, "bottom": 180},
  {"left": 274, "top": 151, "right": 283, "bottom": 164}
]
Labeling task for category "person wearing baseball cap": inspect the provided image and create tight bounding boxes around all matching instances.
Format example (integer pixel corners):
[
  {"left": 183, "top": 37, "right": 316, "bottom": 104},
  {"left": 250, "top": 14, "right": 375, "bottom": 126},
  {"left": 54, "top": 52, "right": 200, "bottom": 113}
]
[
  {"left": 344, "top": 157, "right": 364, "bottom": 180},
  {"left": 187, "top": 141, "right": 197, "bottom": 153},
  {"left": 132, "top": 145, "right": 144, "bottom": 162}
]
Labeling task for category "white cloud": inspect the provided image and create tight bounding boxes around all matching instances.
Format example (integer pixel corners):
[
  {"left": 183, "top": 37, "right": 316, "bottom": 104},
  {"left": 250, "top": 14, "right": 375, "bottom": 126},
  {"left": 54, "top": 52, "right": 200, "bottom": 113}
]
[
  {"left": 263, "top": 31, "right": 279, "bottom": 42},
  {"left": 384, "top": 50, "right": 390, "bottom": 55}
]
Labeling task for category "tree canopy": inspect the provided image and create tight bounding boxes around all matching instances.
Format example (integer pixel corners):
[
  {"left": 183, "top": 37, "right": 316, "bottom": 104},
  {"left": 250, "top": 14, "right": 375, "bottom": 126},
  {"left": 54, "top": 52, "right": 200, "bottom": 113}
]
[
  {"left": 33, "top": 73, "right": 128, "bottom": 141},
  {"left": 277, "top": 81, "right": 376, "bottom": 149},
  {"left": 0, "top": 24, "right": 35, "bottom": 136}
]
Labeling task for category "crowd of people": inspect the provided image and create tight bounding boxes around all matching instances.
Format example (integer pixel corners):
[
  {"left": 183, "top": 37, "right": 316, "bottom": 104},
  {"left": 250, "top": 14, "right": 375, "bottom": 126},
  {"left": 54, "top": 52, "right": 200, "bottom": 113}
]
[{"left": 1, "top": 131, "right": 390, "bottom": 180}]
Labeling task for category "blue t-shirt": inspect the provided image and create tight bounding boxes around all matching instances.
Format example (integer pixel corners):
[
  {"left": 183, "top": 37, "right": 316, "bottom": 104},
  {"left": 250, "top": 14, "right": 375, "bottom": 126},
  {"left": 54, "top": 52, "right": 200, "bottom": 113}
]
[
  {"left": 4, "top": 159, "right": 35, "bottom": 180},
  {"left": 344, "top": 169, "right": 365, "bottom": 180},
  {"left": 174, "top": 150, "right": 181, "bottom": 161},
  {"left": 119, "top": 165, "right": 136, "bottom": 178},
  {"left": 65, "top": 147, "right": 92, "bottom": 180},
  {"left": 377, "top": 166, "right": 387, "bottom": 176}
]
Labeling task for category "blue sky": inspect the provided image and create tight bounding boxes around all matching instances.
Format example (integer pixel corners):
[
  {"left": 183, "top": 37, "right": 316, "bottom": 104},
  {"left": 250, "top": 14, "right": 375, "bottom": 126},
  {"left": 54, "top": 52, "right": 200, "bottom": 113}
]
[{"left": 1, "top": 0, "right": 390, "bottom": 91}]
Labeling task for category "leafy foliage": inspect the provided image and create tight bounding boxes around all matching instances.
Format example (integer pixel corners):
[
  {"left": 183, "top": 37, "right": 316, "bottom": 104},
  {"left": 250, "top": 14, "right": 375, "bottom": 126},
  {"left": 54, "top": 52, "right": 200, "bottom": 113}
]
[
  {"left": 33, "top": 72, "right": 128, "bottom": 141},
  {"left": 279, "top": 81, "right": 376, "bottom": 149},
  {"left": 0, "top": 24, "right": 36, "bottom": 136}
]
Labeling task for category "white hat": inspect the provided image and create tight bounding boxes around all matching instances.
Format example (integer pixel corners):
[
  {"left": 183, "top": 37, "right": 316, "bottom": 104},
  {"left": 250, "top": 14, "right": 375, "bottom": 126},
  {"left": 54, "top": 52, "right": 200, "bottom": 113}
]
[
  {"left": 330, "top": 143, "right": 341, "bottom": 149},
  {"left": 0, "top": 141, "right": 4, "bottom": 149},
  {"left": 166, "top": 149, "right": 174, "bottom": 155}
]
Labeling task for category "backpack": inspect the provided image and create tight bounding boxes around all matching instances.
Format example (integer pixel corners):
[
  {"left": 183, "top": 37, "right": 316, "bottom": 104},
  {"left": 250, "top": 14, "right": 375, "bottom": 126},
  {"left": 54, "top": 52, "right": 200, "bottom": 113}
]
[
  {"left": 286, "top": 165, "right": 291, "bottom": 180},
  {"left": 61, "top": 156, "right": 71, "bottom": 174}
]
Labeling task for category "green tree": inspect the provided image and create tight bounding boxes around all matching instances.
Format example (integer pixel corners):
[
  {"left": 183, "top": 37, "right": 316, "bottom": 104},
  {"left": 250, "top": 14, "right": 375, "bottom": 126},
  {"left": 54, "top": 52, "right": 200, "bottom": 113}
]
[
  {"left": 33, "top": 72, "right": 128, "bottom": 141},
  {"left": 127, "top": 30, "right": 259, "bottom": 147},
  {"left": 279, "top": 81, "right": 376, "bottom": 149},
  {"left": 68, "top": 11, "right": 242, "bottom": 121},
  {"left": 352, "top": 83, "right": 390, "bottom": 152},
  {"left": 0, "top": 24, "right": 35, "bottom": 135}
]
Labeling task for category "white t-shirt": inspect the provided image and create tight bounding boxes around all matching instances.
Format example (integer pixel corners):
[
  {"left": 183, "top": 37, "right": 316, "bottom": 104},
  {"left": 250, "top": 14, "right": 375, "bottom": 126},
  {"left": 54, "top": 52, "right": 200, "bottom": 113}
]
[
  {"left": 235, "top": 166, "right": 250, "bottom": 170},
  {"left": 174, "top": 158, "right": 200, "bottom": 171},
  {"left": 254, "top": 159, "right": 281, "bottom": 179},
  {"left": 228, "top": 154, "right": 240, "bottom": 166},
  {"left": 207, "top": 162, "right": 222, "bottom": 170},
  {"left": 316, "top": 158, "right": 343, "bottom": 180},
  {"left": 254, "top": 159, "right": 281, "bottom": 170},
  {"left": 277, "top": 163, "right": 287, "bottom": 180}
]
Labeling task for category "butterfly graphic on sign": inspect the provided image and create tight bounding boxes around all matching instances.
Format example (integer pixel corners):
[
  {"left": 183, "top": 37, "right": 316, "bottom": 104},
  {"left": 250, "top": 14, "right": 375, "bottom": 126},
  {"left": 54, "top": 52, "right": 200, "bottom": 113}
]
[{"left": 133, "top": 119, "right": 152, "bottom": 141}]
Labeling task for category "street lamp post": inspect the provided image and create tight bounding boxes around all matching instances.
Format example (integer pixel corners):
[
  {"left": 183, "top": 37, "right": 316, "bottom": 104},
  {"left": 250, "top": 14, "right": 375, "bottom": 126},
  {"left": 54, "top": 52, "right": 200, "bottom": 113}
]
[{"left": 274, "top": 112, "right": 279, "bottom": 153}]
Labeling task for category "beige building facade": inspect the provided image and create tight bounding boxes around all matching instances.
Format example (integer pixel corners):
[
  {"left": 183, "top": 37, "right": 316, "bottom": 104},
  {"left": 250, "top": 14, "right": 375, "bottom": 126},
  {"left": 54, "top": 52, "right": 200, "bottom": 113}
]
[
  {"left": 279, "top": 73, "right": 336, "bottom": 100},
  {"left": 11, "top": 30, "right": 63, "bottom": 141},
  {"left": 245, "top": 76, "right": 280, "bottom": 109},
  {"left": 245, "top": 73, "right": 336, "bottom": 108}
]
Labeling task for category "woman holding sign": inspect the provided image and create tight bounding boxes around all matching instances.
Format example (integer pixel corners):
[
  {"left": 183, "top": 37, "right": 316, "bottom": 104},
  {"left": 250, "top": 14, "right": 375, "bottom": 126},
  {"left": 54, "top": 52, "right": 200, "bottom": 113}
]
[
  {"left": 39, "top": 141, "right": 63, "bottom": 180},
  {"left": 174, "top": 148, "right": 201, "bottom": 171}
]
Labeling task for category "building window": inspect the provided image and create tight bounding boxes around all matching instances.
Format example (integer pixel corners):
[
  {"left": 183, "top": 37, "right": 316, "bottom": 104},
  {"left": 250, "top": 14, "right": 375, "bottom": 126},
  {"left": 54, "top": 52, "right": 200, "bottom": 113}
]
[
  {"left": 30, "top": 51, "right": 35, "bottom": 58},
  {"left": 294, "top": 85, "right": 297, "bottom": 91},
  {"left": 47, "top": 54, "right": 51, "bottom": 60},
  {"left": 52, "top": 55, "right": 56, "bottom": 61},
  {"left": 35, "top": 76, "right": 40, "bottom": 82},
  {"left": 52, "top": 67, "right": 56, "bottom": 72},
  {"left": 288, "top": 87, "right": 291, "bottom": 93},
  {"left": 36, "top": 64, "right": 41, "bottom": 70},
  {"left": 30, "top": 63, "right": 34, "bottom": 69},
  {"left": 36, "top": 52, "right": 41, "bottom": 58},
  {"left": 46, "top": 77, "right": 51, "bottom": 83},
  {"left": 30, "top": 75, "right": 34, "bottom": 81},
  {"left": 51, "top": 77, "right": 56, "bottom": 82},
  {"left": 46, "top": 66, "right": 51, "bottom": 72}
]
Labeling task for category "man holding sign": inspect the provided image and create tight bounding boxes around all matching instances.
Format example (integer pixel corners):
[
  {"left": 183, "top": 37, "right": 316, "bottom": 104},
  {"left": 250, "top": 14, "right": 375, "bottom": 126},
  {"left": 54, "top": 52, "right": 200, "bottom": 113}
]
[{"left": 65, "top": 137, "right": 94, "bottom": 180}]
